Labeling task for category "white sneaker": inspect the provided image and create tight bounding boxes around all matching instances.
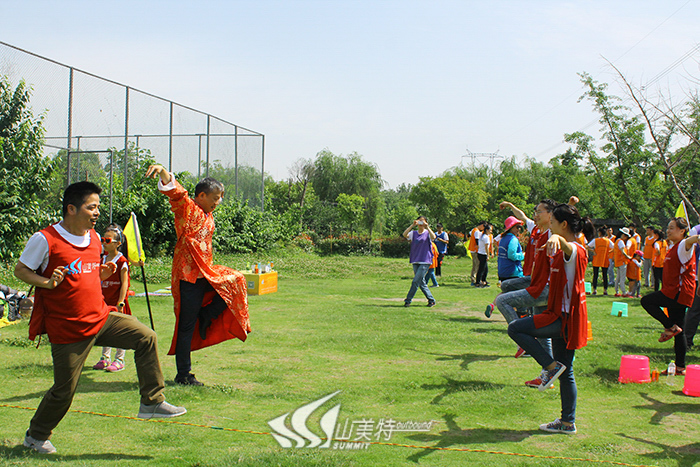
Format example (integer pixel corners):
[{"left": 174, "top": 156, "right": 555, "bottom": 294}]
[
  {"left": 138, "top": 400, "right": 187, "bottom": 419},
  {"left": 23, "top": 431, "right": 57, "bottom": 453}
]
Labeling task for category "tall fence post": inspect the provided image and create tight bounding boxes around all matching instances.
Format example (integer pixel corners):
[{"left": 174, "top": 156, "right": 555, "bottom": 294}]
[
  {"left": 124, "top": 86, "right": 130, "bottom": 190},
  {"left": 168, "top": 102, "right": 173, "bottom": 171},
  {"left": 234, "top": 125, "right": 239, "bottom": 199},
  {"left": 206, "top": 115, "right": 211, "bottom": 178},
  {"left": 261, "top": 134, "right": 265, "bottom": 211},
  {"left": 66, "top": 67, "right": 74, "bottom": 187}
]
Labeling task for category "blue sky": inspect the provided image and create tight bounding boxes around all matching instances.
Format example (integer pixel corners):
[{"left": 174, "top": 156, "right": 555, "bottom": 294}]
[{"left": 2, "top": 0, "right": 699, "bottom": 188}]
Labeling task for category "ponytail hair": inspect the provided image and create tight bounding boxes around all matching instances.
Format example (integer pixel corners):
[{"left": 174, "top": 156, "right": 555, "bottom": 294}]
[
  {"left": 551, "top": 204, "right": 595, "bottom": 242},
  {"left": 105, "top": 223, "right": 129, "bottom": 256},
  {"left": 653, "top": 228, "right": 665, "bottom": 242}
]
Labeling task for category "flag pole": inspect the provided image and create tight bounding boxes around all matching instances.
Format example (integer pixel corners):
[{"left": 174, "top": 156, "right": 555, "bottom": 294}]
[
  {"left": 127, "top": 212, "right": 155, "bottom": 330},
  {"left": 141, "top": 264, "right": 155, "bottom": 330}
]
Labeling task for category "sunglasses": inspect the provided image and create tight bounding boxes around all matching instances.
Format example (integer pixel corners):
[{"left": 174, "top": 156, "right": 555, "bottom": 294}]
[{"left": 101, "top": 237, "right": 119, "bottom": 244}]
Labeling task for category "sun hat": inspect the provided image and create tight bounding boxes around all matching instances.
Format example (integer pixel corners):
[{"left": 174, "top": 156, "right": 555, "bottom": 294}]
[
  {"left": 619, "top": 227, "right": 631, "bottom": 237},
  {"left": 504, "top": 216, "right": 523, "bottom": 232},
  {"left": 635, "top": 250, "right": 643, "bottom": 257}
]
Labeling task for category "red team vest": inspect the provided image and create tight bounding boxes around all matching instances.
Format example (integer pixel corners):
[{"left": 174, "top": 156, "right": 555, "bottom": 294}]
[
  {"left": 533, "top": 242, "right": 589, "bottom": 350},
  {"left": 29, "top": 225, "right": 110, "bottom": 343},
  {"left": 661, "top": 241, "right": 697, "bottom": 307},
  {"left": 522, "top": 226, "right": 539, "bottom": 277},
  {"left": 526, "top": 228, "right": 551, "bottom": 299},
  {"left": 101, "top": 253, "right": 132, "bottom": 315}
]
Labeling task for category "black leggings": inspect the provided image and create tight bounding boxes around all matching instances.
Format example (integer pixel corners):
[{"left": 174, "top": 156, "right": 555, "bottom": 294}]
[
  {"left": 640, "top": 291, "right": 687, "bottom": 367},
  {"left": 476, "top": 253, "right": 488, "bottom": 283},
  {"left": 592, "top": 266, "right": 608, "bottom": 291},
  {"left": 653, "top": 267, "right": 663, "bottom": 292}
]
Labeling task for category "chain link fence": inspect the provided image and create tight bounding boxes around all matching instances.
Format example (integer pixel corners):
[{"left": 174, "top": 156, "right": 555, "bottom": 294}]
[{"left": 0, "top": 40, "right": 265, "bottom": 211}]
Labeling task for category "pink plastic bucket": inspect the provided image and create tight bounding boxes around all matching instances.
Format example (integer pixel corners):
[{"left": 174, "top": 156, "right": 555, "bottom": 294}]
[
  {"left": 682, "top": 364, "right": 700, "bottom": 397},
  {"left": 618, "top": 355, "right": 651, "bottom": 383}
]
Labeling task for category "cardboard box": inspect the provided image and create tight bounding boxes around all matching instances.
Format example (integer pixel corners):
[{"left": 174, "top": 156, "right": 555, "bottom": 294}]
[{"left": 243, "top": 271, "right": 278, "bottom": 295}]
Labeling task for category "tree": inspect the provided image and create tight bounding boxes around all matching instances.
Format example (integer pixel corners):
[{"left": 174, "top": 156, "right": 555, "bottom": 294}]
[
  {"left": 410, "top": 173, "right": 489, "bottom": 235},
  {"left": 566, "top": 72, "right": 668, "bottom": 225},
  {"left": 0, "top": 76, "right": 55, "bottom": 259},
  {"left": 336, "top": 193, "right": 365, "bottom": 233}
]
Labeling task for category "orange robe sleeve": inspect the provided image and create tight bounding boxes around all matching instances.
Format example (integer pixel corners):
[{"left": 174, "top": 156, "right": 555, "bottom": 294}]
[{"left": 161, "top": 179, "right": 251, "bottom": 355}]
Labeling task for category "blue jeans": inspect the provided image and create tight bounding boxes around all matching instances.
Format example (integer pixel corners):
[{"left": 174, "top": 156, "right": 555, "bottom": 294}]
[
  {"left": 500, "top": 276, "right": 531, "bottom": 293},
  {"left": 406, "top": 263, "right": 434, "bottom": 303},
  {"left": 608, "top": 259, "right": 615, "bottom": 286},
  {"left": 425, "top": 268, "right": 439, "bottom": 286},
  {"left": 508, "top": 316, "right": 577, "bottom": 423},
  {"left": 494, "top": 286, "right": 551, "bottom": 353}
]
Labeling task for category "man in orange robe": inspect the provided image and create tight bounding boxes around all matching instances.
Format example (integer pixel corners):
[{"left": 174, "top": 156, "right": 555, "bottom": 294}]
[{"left": 147, "top": 164, "right": 250, "bottom": 386}]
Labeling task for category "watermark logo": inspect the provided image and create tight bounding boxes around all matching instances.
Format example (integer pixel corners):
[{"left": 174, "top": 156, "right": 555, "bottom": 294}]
[
  {"left": 268, "top": 391, "right": 436, "bottom": 450},
  {"left": 268, "top": 391, "right": 341, "bottom": 448}
]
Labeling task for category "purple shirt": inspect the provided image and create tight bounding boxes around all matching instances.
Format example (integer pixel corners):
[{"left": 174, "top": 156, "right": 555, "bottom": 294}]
[{"left": 408, "top": 230, "right": 434, "bottom": 264}]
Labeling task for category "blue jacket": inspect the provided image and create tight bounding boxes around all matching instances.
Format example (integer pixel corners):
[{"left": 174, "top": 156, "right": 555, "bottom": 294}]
[{"left": 497, "top": 233, "right": 524, "bottom": 279}]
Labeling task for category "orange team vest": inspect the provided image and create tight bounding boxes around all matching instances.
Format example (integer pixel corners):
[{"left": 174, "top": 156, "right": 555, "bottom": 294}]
[
  {"left": 643, "top": 236, "right": 655, "bottom": 260},
  {"left": 613, "top": 239, "right": 628, "bottom": 267},
  {"left": 653, "top": 240, "right": 667, "bottom": 268},
  {"left": 607, "top": 236, "right": 615, "bottom": 263},
  {"left": 575, "top": 232, "right": 586, "bottom": 246},
  {"left": 626, "top": 237, "right": 638, "bottom": 263},
  {"left": 30, "top": 225, "right": 110, "bottom": 343},
  {"left": 592, "top": 238, "right": 610, "bottom": 268},
  {"left": 468, "top": 228, "right": 479, "bottom": 252},
  {"left": 429, "top": 242, "right": 438, "bottom": 269},
  {"left": 627, "top": 260, "right": 641, "bottom": 280}
]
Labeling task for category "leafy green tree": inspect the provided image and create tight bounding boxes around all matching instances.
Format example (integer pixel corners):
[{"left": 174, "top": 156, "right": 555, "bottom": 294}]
[
  {"left": 568, "top": 72, "right": 668, "bottom": 225},
  {"left": 336, "top": 193, "right": 365, "bottom": 233},
  {"left": 381, "top": 184, "right": 418, "bottom": 236},
  {"left": 0, "top": 77, "right": 55, "bottom": 259},
  {"left": 410, "top": 173, "right": 489, "bottom": 235}
]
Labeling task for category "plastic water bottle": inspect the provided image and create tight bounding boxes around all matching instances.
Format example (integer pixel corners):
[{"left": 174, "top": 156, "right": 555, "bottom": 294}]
[{"left": 666, "top": 361, "right": 676, "bottom": 386}]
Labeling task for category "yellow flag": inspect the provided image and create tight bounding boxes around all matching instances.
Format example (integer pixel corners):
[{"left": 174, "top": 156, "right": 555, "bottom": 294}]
[
  {"left": 676, "top": 201, "right": 690, "bottom": 227},
  {"left": 123, "top": 212, "right": 146, "bottom": 263}
]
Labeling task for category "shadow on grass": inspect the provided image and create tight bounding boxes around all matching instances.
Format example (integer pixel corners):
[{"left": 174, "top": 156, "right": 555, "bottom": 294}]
[
  {"left": 2, "top": 372, "right": 138, "bottom": 402},
  {"left": 592, "top": 367, "right": 621, "bottom": 384},
  {"left": 415, "top": 350, "right": 501, "bottom": 371},
  {"left": 471, "top": 327, "right": 508, "bottom": 335},
  {"left": 405, "top": 413, "right": 534, "bottom": 463},
  {"left": 618, "top": 433, "right": 700, "bottom": 467},
  {"left": 633, "top": 392, "right": 700, "bottom": 425},
  {"left": 618, "top": 344, "right": 674, "bottom": 359},
  {"left": 441, "top": 316, "right": 484, "bottom": 324},
  {"left": 421, "top": 376, "right": 505, "bottom": 404},
  {"left": 0, "top": 444, "right": 152, "bottom": 463}
]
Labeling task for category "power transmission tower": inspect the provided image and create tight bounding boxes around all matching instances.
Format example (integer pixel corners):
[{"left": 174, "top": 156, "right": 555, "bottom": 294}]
[{"left": 460, "top": 149, "right": 504, "bottom": 172}]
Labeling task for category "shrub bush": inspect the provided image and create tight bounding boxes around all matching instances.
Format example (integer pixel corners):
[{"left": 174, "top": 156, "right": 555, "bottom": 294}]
[
  {"left": 315, "top": 235, "right": 380, "bottom": 256},
  {"left": 379, "top": 235, "right": 410, "bottom": 258}
]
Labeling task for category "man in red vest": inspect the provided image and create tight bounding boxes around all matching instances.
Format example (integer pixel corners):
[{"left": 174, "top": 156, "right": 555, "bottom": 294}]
[{"left": 14, "top": 182, "right": 185, "bottom": 454}]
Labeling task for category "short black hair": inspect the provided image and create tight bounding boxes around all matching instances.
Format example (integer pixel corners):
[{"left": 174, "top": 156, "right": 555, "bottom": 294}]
[
  {"left": 538, "top": 199, "right": 557, "bottom": 212},
  {"left": 436, "top": 223, "right": 443, "bottom": 229},
  {"left": 195, "top": 177, "right": 224, "bottom": 197},
  {"left": 62, "top": 181, "right": 102, "bottom": 217}
]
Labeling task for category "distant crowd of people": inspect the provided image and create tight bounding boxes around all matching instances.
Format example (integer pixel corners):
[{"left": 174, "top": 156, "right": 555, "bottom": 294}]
[{"left": 402, "top": 197, "right": 700, "bottom": 435}]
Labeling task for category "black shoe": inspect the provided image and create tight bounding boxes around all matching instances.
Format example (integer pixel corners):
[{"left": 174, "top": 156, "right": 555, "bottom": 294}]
[
  {"left": 404, "top": 301, "right": 411, "bottom": 307},
  {"left": 175, "top": 373, "right": 204, "bottom": 386},
  {"left": 199, "top": 315, "right": 212, "bottom": 341},
  {"left": 427, "top": 301, "right": 436, "bottom": 307}
]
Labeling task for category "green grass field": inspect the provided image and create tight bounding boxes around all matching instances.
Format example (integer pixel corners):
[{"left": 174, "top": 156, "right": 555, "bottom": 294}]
[{"left": 0, "top": 252, "right": 699, "bottom": 466}]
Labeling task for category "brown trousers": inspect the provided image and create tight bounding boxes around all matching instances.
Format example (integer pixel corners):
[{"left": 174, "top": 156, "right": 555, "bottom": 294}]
[
  {"left": 29, "top": 312, "right": 165, "bottom": 440},
  {"left": 470, "top": 251, "right": 480, "bottom": 283}
]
